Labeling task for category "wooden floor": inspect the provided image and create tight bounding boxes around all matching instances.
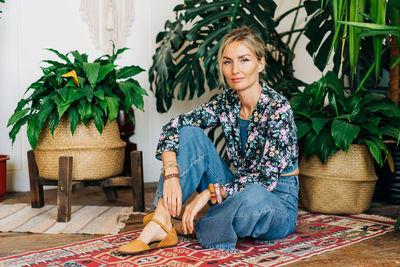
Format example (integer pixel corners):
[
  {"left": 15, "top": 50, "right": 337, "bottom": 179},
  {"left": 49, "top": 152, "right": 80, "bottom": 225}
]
[{"left": 0, "top": 183, "right": 399, "bottom": 266}]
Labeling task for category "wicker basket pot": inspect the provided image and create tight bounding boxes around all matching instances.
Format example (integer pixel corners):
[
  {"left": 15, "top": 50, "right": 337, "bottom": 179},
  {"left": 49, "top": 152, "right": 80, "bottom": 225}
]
[
  {"left": 34, "top": 118, "right": 126, "bottom": 180},
  {"left": 299, "top": 144, "right": 378, "bottom": 214}
]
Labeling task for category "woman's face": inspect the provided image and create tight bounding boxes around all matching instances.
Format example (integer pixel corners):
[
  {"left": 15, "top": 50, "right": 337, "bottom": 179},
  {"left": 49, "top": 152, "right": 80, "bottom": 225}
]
[{"left": 222, "top": 41, "right": 265, "bottom": 92}]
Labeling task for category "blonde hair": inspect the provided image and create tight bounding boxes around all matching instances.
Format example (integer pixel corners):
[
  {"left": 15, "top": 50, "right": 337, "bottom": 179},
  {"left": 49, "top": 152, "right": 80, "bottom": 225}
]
[{"left": 217, "top": 26, "right": 265, "bottom": 87}]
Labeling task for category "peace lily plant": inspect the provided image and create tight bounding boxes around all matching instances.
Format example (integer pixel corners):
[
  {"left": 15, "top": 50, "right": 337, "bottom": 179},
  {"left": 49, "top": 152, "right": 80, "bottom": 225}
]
[
  {"left": 291, "top": 71, "right": 400, "bottom": 167},
  {"left": 7, "top": 46, "right": 147, "bottom": 149}
]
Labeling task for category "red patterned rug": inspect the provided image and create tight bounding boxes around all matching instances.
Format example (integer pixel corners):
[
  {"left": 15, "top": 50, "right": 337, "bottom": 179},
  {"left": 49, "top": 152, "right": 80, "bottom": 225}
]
[{"left": 0, "top": 210, "right": 395, "bottom": 267}]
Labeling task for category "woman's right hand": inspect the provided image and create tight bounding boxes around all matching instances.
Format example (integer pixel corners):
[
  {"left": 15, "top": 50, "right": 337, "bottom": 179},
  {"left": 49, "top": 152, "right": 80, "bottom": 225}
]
[{"left": 163, "top": 176, "right": 182, "bottom": 217}]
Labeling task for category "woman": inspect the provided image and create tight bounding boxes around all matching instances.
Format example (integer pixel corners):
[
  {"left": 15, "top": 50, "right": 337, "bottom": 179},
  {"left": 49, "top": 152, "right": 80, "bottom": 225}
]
[{"left": 118, "top": 26, "right": 299, "bottom": 254}]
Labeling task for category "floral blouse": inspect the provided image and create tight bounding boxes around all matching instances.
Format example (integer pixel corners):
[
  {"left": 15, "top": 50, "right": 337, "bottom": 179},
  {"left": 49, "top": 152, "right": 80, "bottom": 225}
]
[{"left": 156, "top": 82, "right": 298, "bottom": 198}]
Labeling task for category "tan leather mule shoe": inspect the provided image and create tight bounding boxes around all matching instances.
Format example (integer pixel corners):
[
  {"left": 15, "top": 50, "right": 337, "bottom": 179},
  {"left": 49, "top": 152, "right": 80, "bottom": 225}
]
[
  {"left": 117, "top": 218, "right": 178, "bottom": 255},
  {"left": 142, "top": 212, "right": 154, "bottom": 225}
]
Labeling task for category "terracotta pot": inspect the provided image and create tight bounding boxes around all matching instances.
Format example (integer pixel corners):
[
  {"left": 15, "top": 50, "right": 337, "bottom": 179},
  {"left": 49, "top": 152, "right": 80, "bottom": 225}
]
[{"left": 0, "top": 155, "right": 10, "bottom": 202}]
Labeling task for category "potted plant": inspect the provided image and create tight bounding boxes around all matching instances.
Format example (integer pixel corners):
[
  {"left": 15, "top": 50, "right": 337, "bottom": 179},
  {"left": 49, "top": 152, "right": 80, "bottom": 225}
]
[
  {"left": 291, "top": 71, "right": 400, "bottom": 214},
  {"left": 297, "top": 0, "right": 400, "bottom": 220},
  {"left": 7, "top": 46, "right": 147, "bottom": 180}
]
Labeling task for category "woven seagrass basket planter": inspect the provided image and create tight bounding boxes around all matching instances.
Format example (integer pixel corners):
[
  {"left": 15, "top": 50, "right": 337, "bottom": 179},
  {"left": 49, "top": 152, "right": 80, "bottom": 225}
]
[
  {"left": 299, "top": 144, "right": 378, "bottom": 214},
  {"left": 34, "top": 118, "right": 126, "bottom": 181}
]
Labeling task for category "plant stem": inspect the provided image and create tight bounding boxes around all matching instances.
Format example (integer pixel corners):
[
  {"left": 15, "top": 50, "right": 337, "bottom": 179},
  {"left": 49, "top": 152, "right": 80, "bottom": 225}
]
[{"left": 229, "top": 0, "right": 241, "bottom": 30}]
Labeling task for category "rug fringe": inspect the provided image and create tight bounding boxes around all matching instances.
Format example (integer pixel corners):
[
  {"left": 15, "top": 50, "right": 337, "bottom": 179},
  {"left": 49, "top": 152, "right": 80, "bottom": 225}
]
[
  {"left": 354, "top": 213, "right": 396, "bottom": 222},
  {"left": 111, "top": 207, "right": 136, "bottom": 235}
]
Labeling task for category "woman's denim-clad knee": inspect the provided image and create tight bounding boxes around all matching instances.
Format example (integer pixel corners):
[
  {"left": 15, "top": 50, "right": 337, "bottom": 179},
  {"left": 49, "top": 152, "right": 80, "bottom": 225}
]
[
  {"left": 153, "top": 126, "right": 299, "bottom": 250},
  {"left": 153, "top": 126, "right": 235, "bottom": 209}
]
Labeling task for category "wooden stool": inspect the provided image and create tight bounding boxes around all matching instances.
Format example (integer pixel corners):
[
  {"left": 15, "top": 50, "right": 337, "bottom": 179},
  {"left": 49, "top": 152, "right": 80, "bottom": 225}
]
[{"left": 27, "top": 150, "right": 145, "bottom": 222}]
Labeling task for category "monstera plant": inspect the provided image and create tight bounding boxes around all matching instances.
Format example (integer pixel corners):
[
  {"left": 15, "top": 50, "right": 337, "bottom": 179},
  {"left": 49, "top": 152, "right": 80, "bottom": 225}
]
[{"left": 149, "top": 0, "right": 305, "bottom": 113}]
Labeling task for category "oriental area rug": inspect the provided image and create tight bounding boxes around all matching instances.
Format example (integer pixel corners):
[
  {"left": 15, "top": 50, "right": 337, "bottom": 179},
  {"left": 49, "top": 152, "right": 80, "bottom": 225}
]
[{"left": 0, "top": 210, "right": 395, "bottom": 267}]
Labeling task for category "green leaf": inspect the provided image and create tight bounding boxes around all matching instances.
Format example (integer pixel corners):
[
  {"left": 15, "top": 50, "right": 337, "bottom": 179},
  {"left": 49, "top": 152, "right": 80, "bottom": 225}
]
[
  {"left": 66, "top": 89, "right": 86, "bottom": 104},
  {"left": 82, "top": 62, "right": 100, "bottom": 88},
  {"left": 290, "top": 94, "right": 309, "bottom": 110},
  {"left": 315, "top": 127, "right": 339, "bottom": 164},
  {"left": 117, "top": 65, "right": 145, "bottom": 79},
  {"left": 57, "top": 87, "right": 68, "bottom": 102},
  {"left": 9, "top": 116, "right": 30, "bottom": 144},
  {"left": 46, "top": 48, "right": 72, "bottom": 64},
  {"left": 105, "top": 96, "right": 119, "bottom": 122},
  {"left": 132, "top": 91, "right": 144, "bottom": 110},
  {"left": 296, "top": 120, "right": 313, "bottom": 139},
  {"left": 93, "top": 105, "right": 104, "bottom": 134},
  {"left": 130, "top": 80, "right": 148, "bottom": 96},
  {"left": 56, "top": 102, "right": 71, "bottom": 119},
  {"left": 37, "top": 100, "right": 55, "bottom": 129},
  {"left": 97, "top": 64, "right": 116, "bottom": 83},
  {"left": 365, "top": 102, "right": 400, "bottom": 117},
  {"left": 77, "top": 99, "right": 86, "bottom": 121},
  {"left": 119, "top": 82, "right": 133, "bottom": 109},
  {"left": 362, "top": 123, "right": 382, "bottom": 138},
  {"left": 364, "top": 137, "right": 386, "bottom": 167},
  {"left": 71, "top": 50, "right": 85, "bottom": 63},
  {"left": 94, "top": 90, "right": 105, "bottom": 100},
  {"left": 311, "top": 117, "right": 329, "bottom": 135},
  {"left": 122, "top": 79, "right": 146, "bottom": 109},
  {"left": 331, "top": 119, "right": 360, "bottom": 151},
  {"left": 97, "top": 99, "right": 108, "bottom": 115},
  {"left": 337, "top": 21, "right": 400, "bottom": 32},
  {"left": 381, "top": 126, "right": 400, "bottom": 142},
  {"left": 360, "top": 93, "right": 386, "bottom": 106},
  {"left": 27, "top": 116, "right": 40, "bottom": 149},
  {"left": 115, "top": 47, "right": 130, "bottom": 57},
  {"left": 7, "top": 108, "right": 30, "bottom": 127},
  {"left": 48, "top": 112, "right": 60, "bottom": 135},
  {"left": 68, "top": 105, "right": 79, "bottom": 135},
  {"left": 81, "top": 84, "right": 94, "bottom": 102},
  {"left": 304, "top": 130, "right": 318, "bottom": 159},
  {"left": 77, "top": 76, "right": 86, "bottom": 88}
]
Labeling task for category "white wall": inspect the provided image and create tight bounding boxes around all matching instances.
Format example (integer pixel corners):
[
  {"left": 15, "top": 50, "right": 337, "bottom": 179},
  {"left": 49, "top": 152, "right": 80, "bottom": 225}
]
[{"left": 0, "top": 0, "right": 320, "bottom": 192}]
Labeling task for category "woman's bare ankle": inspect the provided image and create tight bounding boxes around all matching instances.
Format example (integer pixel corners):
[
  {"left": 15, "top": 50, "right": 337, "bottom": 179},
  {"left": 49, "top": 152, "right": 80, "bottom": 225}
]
[
  {"left": 137, "top": 200, "right": 173, "bottom": 244},
  {"left": 152, "top": 199, "right": 172, "bottom": 226}
]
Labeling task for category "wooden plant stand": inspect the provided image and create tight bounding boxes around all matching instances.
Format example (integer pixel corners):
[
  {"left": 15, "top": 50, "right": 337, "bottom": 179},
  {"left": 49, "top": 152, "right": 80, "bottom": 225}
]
[{"left": 27, "top": 150, "right": 145, "bottom": 222}]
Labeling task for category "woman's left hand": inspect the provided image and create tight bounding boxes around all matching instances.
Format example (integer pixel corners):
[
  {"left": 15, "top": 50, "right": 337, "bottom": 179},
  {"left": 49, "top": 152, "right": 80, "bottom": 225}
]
[{"left": 182, "top": 189, "right": 210, "bottom": 235}]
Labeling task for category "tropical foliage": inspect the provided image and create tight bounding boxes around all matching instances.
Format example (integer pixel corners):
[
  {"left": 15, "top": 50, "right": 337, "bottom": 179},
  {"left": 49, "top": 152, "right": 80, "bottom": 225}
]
[
  {"left": 291, "top": 71, "right": 400, "bottom": 166},
  {"left": 303, "top": 0, "right": 400, "bottom": 83},
  {"left": 7, "top": 46, "right": 147, "bottom": 149},
  {"left": 149, "top": 0, "right": 305, "bottom": 112}
]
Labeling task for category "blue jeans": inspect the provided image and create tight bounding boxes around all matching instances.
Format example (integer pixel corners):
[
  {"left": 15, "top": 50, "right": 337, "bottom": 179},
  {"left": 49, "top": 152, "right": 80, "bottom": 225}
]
[{"left": 153, "top": 126, "right": 299, "bottom": 250}]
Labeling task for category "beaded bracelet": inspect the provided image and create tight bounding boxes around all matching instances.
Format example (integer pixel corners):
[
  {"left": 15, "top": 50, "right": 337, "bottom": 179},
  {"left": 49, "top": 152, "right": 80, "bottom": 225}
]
[
  {"left": 161, "top": 162, "right": 182, "bottom": 175},
  {"left": 214, "top": 183, "right": 223, "bottom": 204},
  {"left": 208, "top": 183, "right": 217, "bottom": 205},
  {"left": 163, "top": 173, "right": 180, "bottom": 182}
]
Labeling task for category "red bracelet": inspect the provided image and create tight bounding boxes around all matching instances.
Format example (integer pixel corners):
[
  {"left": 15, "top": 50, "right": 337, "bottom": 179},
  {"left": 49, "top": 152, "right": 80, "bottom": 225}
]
[
  {"left": 163, "top": 173, "right": 180, "bottom": 182},
  {"left": 208, "top": 183, "right": 217, "bottom": 205}
]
